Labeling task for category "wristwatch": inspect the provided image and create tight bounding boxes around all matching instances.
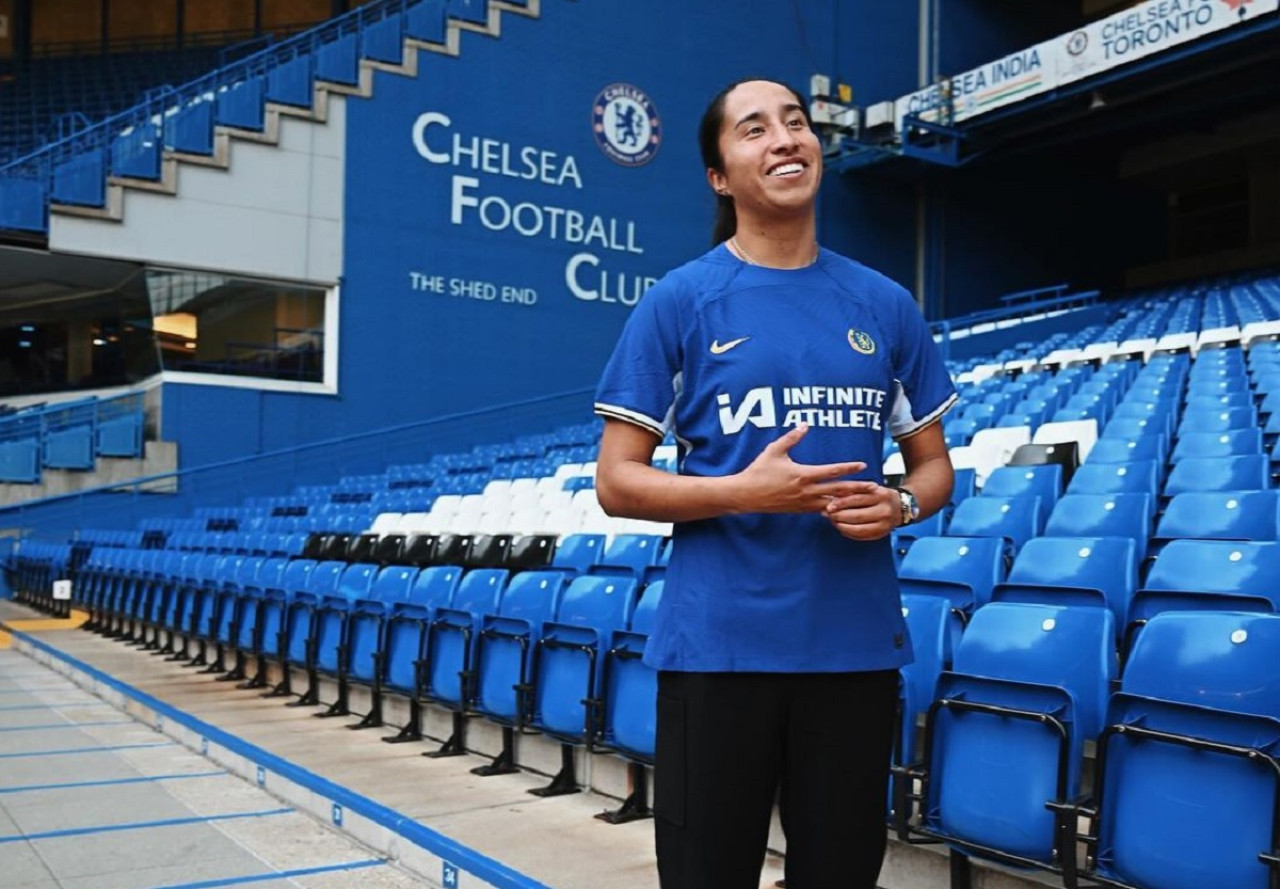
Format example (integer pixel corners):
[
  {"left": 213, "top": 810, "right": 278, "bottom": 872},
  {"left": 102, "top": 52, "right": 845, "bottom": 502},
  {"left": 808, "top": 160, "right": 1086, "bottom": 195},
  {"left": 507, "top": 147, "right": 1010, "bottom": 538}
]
[{"left": 894, "top": 487, "right": 920, "bottom": 527}]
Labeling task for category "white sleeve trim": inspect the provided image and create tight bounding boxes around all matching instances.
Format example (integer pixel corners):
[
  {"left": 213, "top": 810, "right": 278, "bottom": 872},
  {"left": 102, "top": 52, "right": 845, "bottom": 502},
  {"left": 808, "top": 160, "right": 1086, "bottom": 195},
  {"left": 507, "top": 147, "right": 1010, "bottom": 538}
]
[
  {"left": 594, "top": 402, "right": 666, "bottom": 437},
  {"left": 891, "top": 391, "right": 959, "bottom": 441}
]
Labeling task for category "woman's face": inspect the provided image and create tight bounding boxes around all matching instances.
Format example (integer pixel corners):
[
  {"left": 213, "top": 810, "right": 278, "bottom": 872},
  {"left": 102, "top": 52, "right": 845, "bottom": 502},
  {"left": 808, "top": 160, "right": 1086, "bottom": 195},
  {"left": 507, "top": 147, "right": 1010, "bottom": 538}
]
[{"left": 709, "top": 80, "right": 823, "bottom": 226}]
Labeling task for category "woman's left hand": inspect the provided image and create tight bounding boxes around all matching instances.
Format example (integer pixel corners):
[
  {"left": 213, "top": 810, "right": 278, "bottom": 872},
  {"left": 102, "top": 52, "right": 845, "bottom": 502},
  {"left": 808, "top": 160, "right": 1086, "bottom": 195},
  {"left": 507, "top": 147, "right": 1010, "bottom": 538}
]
[{"left": 823, "top": 483, "right": 899, "bottom": 541}]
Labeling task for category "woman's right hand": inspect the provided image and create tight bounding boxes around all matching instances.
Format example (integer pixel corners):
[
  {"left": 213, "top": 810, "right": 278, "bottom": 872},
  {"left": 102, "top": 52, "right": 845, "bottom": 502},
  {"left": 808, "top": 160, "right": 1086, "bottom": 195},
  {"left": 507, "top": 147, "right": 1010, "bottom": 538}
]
[{"left": 731, "top": 424, "right": 868, "bottom": 514}]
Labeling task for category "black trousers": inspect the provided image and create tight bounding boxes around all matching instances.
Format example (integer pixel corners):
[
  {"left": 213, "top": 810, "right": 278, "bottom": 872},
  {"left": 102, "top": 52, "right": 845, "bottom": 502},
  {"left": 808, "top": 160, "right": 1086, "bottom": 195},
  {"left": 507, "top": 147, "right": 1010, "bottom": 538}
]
[{"left": 654, "top": 669, "right": 898, "bottom": 889}]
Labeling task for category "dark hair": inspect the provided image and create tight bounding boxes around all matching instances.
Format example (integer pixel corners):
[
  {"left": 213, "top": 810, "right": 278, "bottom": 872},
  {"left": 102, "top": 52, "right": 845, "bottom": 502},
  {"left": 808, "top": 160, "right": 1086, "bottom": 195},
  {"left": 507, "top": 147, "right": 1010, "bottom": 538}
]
[{"left": 698, "top": 77, "right": 811, "bottom": 245}]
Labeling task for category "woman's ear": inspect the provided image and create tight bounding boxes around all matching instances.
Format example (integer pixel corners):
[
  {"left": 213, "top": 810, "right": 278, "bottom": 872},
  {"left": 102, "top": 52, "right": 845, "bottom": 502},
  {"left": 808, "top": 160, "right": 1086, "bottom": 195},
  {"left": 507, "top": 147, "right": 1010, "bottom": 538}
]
[{"left": 707, "top": 167, "right": 729, "bottom": 197}]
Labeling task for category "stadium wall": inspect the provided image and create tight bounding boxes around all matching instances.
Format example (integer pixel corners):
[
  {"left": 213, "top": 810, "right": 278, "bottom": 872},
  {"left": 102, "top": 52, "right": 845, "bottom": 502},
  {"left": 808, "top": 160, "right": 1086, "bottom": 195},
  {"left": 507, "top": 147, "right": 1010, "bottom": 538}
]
[{"left": 50, "top": 0, "right": 928, "bottom": 470}]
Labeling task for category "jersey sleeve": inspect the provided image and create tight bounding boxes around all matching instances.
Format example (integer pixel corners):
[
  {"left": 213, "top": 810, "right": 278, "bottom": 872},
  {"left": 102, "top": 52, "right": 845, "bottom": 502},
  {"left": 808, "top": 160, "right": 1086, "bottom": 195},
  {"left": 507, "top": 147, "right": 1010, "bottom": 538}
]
[
  {"left": 887, "top": 286, "right": 958, "bottom": 440},
  {"left": 594, "top": 279, "right": 684, "bottom": 438}
]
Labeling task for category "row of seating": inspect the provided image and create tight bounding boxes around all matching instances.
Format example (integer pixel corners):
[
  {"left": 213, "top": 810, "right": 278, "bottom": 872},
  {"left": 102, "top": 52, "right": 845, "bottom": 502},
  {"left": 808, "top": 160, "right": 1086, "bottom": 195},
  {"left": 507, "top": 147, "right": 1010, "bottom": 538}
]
[
  {"left": 895, "top": 599, "right": 1280, "bottom": 889},
  {"left": 14, "top": 539, "right": 668, "bottom": 816}
]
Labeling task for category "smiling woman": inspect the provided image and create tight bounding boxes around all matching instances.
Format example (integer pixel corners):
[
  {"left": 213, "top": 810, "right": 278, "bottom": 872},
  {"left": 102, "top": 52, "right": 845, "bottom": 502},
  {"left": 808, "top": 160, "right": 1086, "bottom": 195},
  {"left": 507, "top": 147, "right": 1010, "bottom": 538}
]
[{"left": 592, "top": 78, "right": 958, "bottom": 889}]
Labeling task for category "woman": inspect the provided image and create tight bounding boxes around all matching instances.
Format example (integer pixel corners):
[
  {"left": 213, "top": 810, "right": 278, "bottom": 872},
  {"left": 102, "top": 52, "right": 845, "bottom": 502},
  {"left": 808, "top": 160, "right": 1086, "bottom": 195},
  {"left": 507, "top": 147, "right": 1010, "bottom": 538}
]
[{"left": 593, "top": 78, "right": 956, "bottom": 889}]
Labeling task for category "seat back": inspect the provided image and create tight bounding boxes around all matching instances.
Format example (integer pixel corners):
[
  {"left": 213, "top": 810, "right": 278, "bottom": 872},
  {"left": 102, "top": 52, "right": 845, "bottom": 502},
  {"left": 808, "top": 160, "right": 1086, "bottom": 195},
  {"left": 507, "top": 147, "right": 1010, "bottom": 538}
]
[
  {"left": 945, "top": 495, "right": 1041, "bottom": 553},
  {"left": 603, "top": 580, "right": 664, "bottom": 760},
  {"left": 552, "top": 532, "right": 606, "bottom": 573},
  {"left": 535, "top": 575, "right": 640, "bottom": 741},
  {"left": 408, "top": 565, "right": 462, "bottom": 611},
  {"left": 1163, "top": 455, "right": 1270, "bottom": 498},
  {"left": 1124, "top": 611, "right": 1280, "bottom": 716},
  {"left": 598, "top": 533, "right": 664, "bottom": 577},
  {"left": 1044, "top": 493, "right": 1152, "bottom": 561},
  {"left": 898, "top": 593, "right": 951, "bottom": 762},
  {"left": 1171, "top": 429, "right": 1263, "bottom": 462},
  {"left": 1086, "top": 436, "right": 1165, "bottom": 464},
  {"left": 1154, "top": 491, "right": 1279, "bottom": 544},
  {"left": 993, "top": 536, "right": 1136, "bottom": 628},
  {"left": 1066, "top": 460, "right": 1159, "bottom": 497},
  {"left": 369, "top": 565, "right": 418, "bottom": 604},
  {"left": 897, "top": 536, "right": 1006, "bottom": 610},
  {"left": 981, "top": 464, "right": 1062, "bottom": 522}
]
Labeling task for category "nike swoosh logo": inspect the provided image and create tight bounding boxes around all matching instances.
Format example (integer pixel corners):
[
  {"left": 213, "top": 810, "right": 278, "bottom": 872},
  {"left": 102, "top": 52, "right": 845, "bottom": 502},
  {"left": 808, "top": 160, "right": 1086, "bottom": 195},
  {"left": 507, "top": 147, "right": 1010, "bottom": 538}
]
[{"left": 710, "top": 336, "right": 750, "bottom": 355}]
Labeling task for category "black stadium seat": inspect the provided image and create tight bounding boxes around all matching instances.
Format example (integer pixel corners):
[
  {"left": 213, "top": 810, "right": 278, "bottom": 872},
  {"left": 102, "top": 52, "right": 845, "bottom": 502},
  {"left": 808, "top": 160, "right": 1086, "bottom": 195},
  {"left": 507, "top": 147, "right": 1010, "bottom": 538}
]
[{"left": 1007, "top": 440, "right": 1080, "bottom": 485}]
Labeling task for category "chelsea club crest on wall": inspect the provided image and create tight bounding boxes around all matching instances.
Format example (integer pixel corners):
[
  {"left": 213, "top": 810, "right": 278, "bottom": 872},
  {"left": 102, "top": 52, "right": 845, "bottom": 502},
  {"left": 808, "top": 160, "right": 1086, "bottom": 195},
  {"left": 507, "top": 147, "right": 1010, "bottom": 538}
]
[{"left": 593, "top": 83, "right": 661, "bottom": 167}]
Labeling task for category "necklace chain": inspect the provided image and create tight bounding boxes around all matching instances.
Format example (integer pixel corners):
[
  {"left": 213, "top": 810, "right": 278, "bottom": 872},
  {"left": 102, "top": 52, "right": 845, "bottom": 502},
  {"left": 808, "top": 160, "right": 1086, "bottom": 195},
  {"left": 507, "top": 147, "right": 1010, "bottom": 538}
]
[{"left": 729, "top": 236, "right": 818, "bottom": 268}]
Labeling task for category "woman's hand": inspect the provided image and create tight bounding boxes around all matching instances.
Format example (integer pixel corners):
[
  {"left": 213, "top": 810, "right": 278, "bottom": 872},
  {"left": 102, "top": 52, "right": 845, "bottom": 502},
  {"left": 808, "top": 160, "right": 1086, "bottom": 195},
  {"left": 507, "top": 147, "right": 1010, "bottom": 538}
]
[
  {"left": 731, "top": 424, "right": 868, "bottom": 514},
  {"left": 823, "top": 484, "right": 900, "bottom": 540}
]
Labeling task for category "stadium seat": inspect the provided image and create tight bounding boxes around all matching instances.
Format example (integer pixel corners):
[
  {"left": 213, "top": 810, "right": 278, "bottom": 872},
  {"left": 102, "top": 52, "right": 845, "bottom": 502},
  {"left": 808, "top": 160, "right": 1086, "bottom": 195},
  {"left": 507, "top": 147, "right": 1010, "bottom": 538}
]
[
  {"left": 1171, "top": 429, "right": 1263, "bottom": 462},
  {"left": 425, "top": 568, "right": 510, "bottom": 712},
  {"left": 474, "top": 571, "right": 569, "bottom": 726},
  {"left": 945, "top": 495, "right": 1041, "bottom": 553},
  {"left": 896, "top": 593, "right": 952, "bottom": 773},
  {"left": 1127, "top": 540, "right": 1280, "bottom": 641},
  {"left": 1043, "top": 493, "right": 1153, "bottom": 561},
  {"left": 896, "top": 536, "right": 1007, "bottom": 612},
  {"left": 1163, "top": 455, "right": 1270, "bottom": 498},
  {"left": 532, "top": 575, "right": 640, "bottom": 744},
  {"left": 980, "top": 464, "right": 1062, "bottom": 525},
  {"left": 1086, "top": 435, "right": 1166, "bottom": 465},
  {"left": 903, "top": 602, "right": 1115, "bottom": 871},
  {"left": 1066, "top": 460, "right": 1160, "bottom": 497},
  {"left": 1152, "top": 491, "right": 1280, "bottom": 550},
  {"left": 1006, "top": 441, "right": 1080, "bottom": 486},
  {"left": 1067, "top": 612, "right": 1280, "bottom": 889},
  {"left": 601, "top": 580, "right": 664, "bottom": 763},
  {"left": 991, "top": 536, "right": 1137, "bottom": 633}
]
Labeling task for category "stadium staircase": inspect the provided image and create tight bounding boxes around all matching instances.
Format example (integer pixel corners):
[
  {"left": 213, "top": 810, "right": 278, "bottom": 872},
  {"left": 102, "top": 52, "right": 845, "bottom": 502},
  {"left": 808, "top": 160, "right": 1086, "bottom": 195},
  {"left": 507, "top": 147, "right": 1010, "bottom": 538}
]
[{"left": 0, "top": 0, "right": 541, "bottom": 234}]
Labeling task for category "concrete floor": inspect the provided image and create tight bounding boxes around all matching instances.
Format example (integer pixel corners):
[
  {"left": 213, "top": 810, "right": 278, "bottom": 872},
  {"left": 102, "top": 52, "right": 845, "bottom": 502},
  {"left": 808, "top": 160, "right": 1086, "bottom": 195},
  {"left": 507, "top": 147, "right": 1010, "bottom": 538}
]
[
  {"left": 0, "top": 601, "right": 1059, "bottom": 889},
  {"left": 0, "top": 643, "right": 432, "bottom": 889}
]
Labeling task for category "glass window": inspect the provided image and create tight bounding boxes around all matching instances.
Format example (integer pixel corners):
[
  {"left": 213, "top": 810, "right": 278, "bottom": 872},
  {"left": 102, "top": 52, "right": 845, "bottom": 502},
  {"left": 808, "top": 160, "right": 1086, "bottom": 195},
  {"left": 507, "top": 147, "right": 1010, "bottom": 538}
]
[
  {"left": 0, "top": 246, "right": 329, "bottom": 396},
  {"left": 146, "top": 269, "right": 326, "bottom": 382}
]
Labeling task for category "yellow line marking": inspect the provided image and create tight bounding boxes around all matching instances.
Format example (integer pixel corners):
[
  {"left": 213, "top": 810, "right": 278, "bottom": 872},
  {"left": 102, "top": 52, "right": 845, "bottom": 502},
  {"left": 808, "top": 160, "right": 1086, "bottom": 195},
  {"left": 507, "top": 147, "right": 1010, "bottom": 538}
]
[
  {"left": 0, "top": 629, "right": 10, "bottom": 650},
  {"left": 0, "top": 609, "right": 90, "bottom": 634}
]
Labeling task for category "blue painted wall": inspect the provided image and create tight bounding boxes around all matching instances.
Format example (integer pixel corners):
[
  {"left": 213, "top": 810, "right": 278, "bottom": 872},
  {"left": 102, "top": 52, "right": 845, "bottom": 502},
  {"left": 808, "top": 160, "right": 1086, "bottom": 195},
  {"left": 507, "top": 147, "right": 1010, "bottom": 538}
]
[{"left": 164, "top": 0, "right": 927, "bottom": 469}]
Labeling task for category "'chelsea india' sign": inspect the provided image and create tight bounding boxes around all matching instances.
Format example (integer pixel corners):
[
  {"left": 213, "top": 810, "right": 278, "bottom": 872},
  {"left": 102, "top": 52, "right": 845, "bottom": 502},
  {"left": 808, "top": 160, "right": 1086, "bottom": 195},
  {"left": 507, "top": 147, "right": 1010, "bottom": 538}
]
[{"left": 593, "top": 83, "right": 661, "bottom": 167}]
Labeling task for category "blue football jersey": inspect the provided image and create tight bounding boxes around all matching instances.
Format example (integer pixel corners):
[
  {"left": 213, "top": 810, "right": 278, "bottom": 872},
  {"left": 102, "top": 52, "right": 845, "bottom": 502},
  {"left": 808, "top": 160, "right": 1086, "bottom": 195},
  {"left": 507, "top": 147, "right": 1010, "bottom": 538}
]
[{"left": 595, "top": 244, "right": 957, "bottom": 672}]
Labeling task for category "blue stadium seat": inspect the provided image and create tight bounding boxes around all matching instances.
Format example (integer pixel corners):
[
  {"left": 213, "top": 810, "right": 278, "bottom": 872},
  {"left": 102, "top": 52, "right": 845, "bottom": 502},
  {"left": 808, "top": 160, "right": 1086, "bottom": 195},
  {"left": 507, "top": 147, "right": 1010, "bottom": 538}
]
[
  {"left": 347, "top": 565, "right": 419, "bottom": 685},
  {"left": 992, "top": 536, "right": 1136, "bottom": 632},
  {"left": 896, "top": 593, "right": 952, "bottom": 773},
  {"left": 896, "top": 536, "right": 1007, "bottom": 612},
  {"left": 1127, "top": 540, "right": 1280, "bottom": 638},
  {"left": 1066, "top": 460, "right": 1159, "bottom": 496},
  {"left": 1043, "top": 493, "right": 1152, "bottom": 562},
  {"left": 532, "top": 575, "right": 639, "bottom": 744},
  {"left": 945, "top": 496, "right": 1041, "bottom": 553},
  {"left": 601, "top": 580, "right": 664, "bottom": 762},
  {"left": 425, "top": 569, "right": 510, "bottom": 710},
  {"left": 1163, "top": 455, "right": 1270, "bottom": 498},
  {"left": 980, "top": 465, "right": 1062, "bottom": 525},
  {"left": 1086, "top": 436, "right": 1166, "bottom": 465},
  {"left": 1184, "top": 391, "right": 1255, "bottom": 412},
  {"left": 1070, "top": 612, "right": 1280, "bottom": 889},
  {"left": 905, "top": 602, "right": 1115, "bottom": 871},
  {"left": 474, "top": 571, "right": 569, "bottom": 725},
  {"left": 384, "top": 566, "right": 462, "bottom": 698},
  {"left": 551, "top": 533, "right": 606, "bottom": 575},
  {"left": 1152, "top": 491, "right": 1280, "bottom": 549},
  {"left": 1176, "top": 406, "right": 1258, "bottom": 435},
  {"left": 591, "top": 533, "right": 665, "bottom": 579},
  {"left": 1171, "top": 429, "right": 1263, "bottom": 462}
]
